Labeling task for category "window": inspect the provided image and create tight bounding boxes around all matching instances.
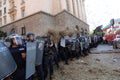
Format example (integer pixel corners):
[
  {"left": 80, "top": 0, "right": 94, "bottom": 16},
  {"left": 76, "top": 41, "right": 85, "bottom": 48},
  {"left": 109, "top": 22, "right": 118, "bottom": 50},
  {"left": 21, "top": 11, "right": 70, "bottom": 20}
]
[
  {"left": 117, "top": 36, "right": 120, "bottom": 38},
  {"left": 10, "top": 28, "right": 15, "bottom": 34},
  {"left": 81, "top": 28, "right": 84, "bottom": 35},
  {"left": 0, "top": 10, "right": 2, "bottom": 16},
  {"left": 9, "top": 1, "right": 14, "bottom": 8},
  {"left": 0, "top": 18, "right": 2, "bottom": 26},
  {"left": 0, "top": 1, "right": 2, "bottom": 7},
  {"left": 11, "top": 14, "right": 15, "bottom": 21},
  {"left": 3, "top": 16, "right": 6, "bottom": 24},
  {"left": 66, "top": 0, "right": 70, "bottom": 11},
  {"left": 21, "top": 0, "right": 25, "bottom": 4},
  {"left": 21, "top": 9, "right": 25, "bottom": 17},
  {"left": 75, "top": 25, "right": 79, "bottom": 30},
  {"left": 4, "top": 7, "right": 6, "bottom": 14},
  {"left": 3, "top": 0, "right": 6, "bottom": 5},
  {"left": 21, "top": 27, "right": 26, "bottom": 35},
  {"left": 81, "top": 28, "right": 83, "bottom": 30}
]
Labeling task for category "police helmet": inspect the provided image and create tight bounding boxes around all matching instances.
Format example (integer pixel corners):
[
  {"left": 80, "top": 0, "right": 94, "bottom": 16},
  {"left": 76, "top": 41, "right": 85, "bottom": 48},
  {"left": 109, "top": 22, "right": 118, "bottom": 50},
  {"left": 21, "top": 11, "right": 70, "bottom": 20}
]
[
  {"left": 36, "top": 36, "right": 41, "bottom": 40},
  {"left": 26, "top": 32, "right": 35, "bottom": 41},
  {"left": 5, "top": 34, "right": 23, "bottom": 46},
  {"left": 41, "top": 34, "right": 48, "bottom": 39}
]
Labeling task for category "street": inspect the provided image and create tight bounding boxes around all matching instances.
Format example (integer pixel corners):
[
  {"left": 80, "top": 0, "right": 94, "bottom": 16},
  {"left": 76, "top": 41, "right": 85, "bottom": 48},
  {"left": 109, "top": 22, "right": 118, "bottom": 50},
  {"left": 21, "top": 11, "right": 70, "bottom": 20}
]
[{"left": 53, "top": 44, "right": 120, "bottom": 80}]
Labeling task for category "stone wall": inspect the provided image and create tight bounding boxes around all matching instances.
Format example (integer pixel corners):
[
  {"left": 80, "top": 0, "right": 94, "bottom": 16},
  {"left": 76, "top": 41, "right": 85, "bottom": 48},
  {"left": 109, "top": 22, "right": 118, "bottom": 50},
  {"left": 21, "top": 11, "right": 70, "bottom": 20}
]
[
  {"left": 0, "top": 10, "right": 89, "bottom": 38},
  {"left": 55, "top": 10, "right": 89, "bottom": 35}
]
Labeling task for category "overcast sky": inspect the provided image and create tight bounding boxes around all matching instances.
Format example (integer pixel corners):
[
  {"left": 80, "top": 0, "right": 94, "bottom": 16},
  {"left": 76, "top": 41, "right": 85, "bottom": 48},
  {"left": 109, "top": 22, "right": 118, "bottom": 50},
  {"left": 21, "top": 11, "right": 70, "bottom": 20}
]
[{"left": 85, "top": 0, "right": 120, "bottom": 32}]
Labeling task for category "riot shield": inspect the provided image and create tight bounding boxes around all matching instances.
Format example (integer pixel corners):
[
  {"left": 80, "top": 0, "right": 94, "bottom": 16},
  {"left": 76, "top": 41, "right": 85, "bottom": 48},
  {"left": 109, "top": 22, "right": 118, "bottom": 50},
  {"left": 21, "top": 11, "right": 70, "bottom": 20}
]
[
  {"left": 71, "top": 39, "right": 76, "bottom": 51},
  {"left": 80, "top": 42, "right": 83, "bottom": 50},
  {"left": 26, "top": 42, "right": 36, "bottom": 79},
  {"left": 60, "top": 38, "right": 66, "bottom": 47},
  {"left": 36, "top": 39, "right": 45, "bottom": 66},
  {"left": 0, "top": 41, "right": 17, "bottom": 80}
]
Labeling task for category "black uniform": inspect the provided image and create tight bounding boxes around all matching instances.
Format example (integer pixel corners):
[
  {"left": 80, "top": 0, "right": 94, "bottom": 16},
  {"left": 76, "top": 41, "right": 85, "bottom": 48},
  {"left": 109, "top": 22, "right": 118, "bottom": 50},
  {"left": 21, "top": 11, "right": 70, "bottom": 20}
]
[{"left": 9, "top": 45, "right": 26, "bottom": 80}]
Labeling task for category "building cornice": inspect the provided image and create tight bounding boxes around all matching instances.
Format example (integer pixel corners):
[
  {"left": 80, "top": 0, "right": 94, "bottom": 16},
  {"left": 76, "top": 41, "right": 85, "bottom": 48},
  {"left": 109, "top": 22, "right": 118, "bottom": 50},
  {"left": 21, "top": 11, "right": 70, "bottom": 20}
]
[
  {"left": 0, "top": 11, "right": 54, "bottom": 28},
  {"left": 0, "top": 10, "right": 89, "bottom": 28}
]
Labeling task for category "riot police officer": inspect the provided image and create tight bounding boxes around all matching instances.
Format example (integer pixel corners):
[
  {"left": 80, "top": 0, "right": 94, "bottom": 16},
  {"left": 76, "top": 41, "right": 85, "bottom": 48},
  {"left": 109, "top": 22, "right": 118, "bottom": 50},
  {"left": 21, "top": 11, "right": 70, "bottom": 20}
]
[
  {"left": 59, "top": 36, "right": 68, "bottom": 64},
  {"left": 65, "top": 38, "right": 73, "bottom": 60},
  {"left": 26, "top": 32, "right": 44, "bottom": 80},
  {"left": 75, "top": 39, "right": 81, "bottom": 59},
  {"left": 27, "top": 32, "right": 35, "bottom": 42},
  {"left": 43, "top": 36, "right": 54, "bottom": 80},
  {"left": 8, "top": 34, "right": 26, "bottom": 80},
  {"left": 54, "top": 42, "right": 60, "bottom": 68},
  {"left": 83, "top": 36, "right": 89, "bottom": 56}
]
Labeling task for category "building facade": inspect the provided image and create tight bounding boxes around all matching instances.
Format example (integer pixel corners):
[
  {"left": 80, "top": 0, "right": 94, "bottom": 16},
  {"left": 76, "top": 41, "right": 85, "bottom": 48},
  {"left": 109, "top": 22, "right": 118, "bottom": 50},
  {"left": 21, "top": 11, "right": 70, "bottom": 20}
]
[{"left": 0, "top": 0, "right": 89, "bottom": 37}]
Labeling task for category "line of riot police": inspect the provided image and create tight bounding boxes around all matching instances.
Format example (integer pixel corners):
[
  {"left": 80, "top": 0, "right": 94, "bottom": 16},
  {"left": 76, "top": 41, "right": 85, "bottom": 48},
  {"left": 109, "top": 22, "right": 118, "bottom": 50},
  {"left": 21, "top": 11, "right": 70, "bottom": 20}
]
[{"left": 0, "top": 32, "right": 101, "bottom": 80}]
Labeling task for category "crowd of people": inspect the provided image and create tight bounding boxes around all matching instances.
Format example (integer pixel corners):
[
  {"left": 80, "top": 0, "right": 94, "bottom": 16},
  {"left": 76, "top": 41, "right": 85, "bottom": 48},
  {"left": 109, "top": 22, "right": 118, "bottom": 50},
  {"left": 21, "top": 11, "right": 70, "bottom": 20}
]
[{"left": 1, "top": 32, "right": 103, "bottom": 80}]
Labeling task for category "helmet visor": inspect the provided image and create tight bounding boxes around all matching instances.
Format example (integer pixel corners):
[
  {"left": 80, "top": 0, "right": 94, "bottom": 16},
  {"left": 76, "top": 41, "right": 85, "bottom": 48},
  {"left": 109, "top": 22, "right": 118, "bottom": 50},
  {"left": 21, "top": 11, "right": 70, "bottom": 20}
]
[
  {"left": 15, "top": 37, "right": 23, "bottom": 45},
  {"left": 11, "top": 36, "right": 23, "bottom": 46}
]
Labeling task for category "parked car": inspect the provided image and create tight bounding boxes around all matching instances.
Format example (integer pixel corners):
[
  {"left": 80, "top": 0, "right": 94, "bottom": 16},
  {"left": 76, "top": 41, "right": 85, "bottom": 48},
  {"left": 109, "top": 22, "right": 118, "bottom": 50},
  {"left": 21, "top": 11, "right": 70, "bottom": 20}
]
[{"left": 113, "top": 35, "right": 120, "bottom": 49}]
